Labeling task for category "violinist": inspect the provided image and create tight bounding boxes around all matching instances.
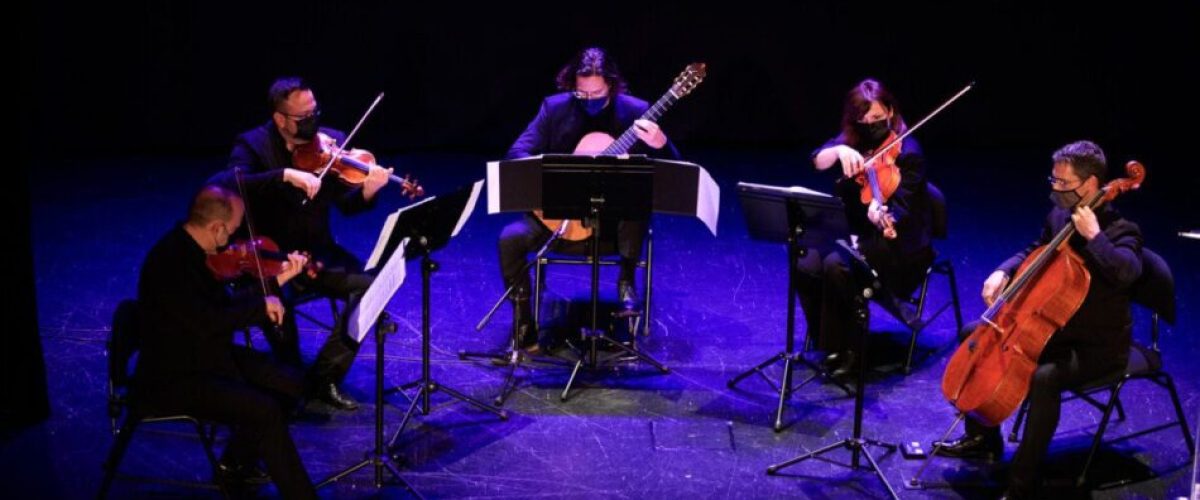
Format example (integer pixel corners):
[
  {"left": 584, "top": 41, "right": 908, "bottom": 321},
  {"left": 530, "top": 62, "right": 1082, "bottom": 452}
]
[
  {"left": 799, "top": 78, "right": 935, "bottom": 377},
  {"left": 134, "top": 185, "right": 316, "bottom": 498},
  {"left": 934, "top": 141, "right": 1142, "bottom": 498},
  {"left": 209, "top": 76, "right": 391, "bottom": 411}
]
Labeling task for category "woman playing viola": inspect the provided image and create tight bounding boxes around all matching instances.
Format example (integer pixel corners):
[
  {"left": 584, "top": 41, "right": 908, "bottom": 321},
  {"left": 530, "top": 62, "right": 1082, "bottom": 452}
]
[{"left": 799, "top": 78, "right": 937, "bottom": 376}]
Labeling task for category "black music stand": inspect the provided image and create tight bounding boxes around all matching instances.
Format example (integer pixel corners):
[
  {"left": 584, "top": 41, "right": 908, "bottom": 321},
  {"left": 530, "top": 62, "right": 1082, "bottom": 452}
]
[
  {"left": 378, "top": 182, "right": 508, "bottom": 451},
  {"left": 727, "top": 182, "right": 855, "bottom": 431},
  {"left": 481, "top": 154, "right": 703, "bottom": 401},
  {"left": 764, "top": 239, "right": 900, "bottom": 500},
  {"left": 316, "top": 231, "right": 417, "bottom": 494}
]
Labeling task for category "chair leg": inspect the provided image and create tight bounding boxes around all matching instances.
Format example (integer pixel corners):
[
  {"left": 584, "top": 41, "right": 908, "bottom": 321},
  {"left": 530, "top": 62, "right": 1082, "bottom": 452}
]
[
  {"left": 194, "top": 422, "right": 221, "bottom": 478},
  {"left": 905, "top": 270, "right": 935, "bottom": 374},
  {"left": 534, "top": 259, "right": 544, "bottom": 329},
  {"left": 1008, "top": 399, "right": 1030, "bottom": 443},
  {"left": 1113, "top": 393, "right": 1126, "bottom": 421},
  {"left": 1078, "top": 381, "right": 1125, "bottom": 487},
  {"left": 1158, "top": 373, "right": 1196, "bottom": 454},
  {"left": 944, "top": 261, "right": 964, "bottom": 334},
  {"left": 642, "top": 230, "right": 653, "bottom": 337},
  {"left": 98, "top": 417, "right": 140, "bottom": 499}
]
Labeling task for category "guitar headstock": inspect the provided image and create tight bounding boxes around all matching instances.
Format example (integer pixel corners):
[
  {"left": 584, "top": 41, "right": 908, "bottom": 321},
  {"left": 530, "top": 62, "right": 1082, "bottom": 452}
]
[{"left": 669, "top": 63, "right": 707, "bottom": 99}]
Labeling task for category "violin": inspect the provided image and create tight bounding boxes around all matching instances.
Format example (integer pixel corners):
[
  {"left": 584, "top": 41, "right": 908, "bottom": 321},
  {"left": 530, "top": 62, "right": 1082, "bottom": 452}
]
[
  {"left": 852, "top": 132, "right": 903, "bottom": 239},
  {"left": 292, "top": 132, "right": 424, "bottom": 199},
  {"left": 941, "top": 161, "right": 1145, "bottom": 427},
  {"left": 207, "top": 235, "right": 322, "bottom": 282},
  {"left": 841, "top": 82, "right": 974, "bottom": 240}
]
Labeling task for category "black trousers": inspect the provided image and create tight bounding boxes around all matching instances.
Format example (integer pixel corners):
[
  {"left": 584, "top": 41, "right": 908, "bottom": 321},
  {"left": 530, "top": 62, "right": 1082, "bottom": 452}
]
[
  {"left": 794, "top": 237, "right": 933, "bottom": 353},
  {"left": 142, "top": 348, "right": 315, "bottom": 499},
  {"left": 498, "top": 214, "right": 646, "bottom": 295},
  {"left": 264, "top": 244, "right": 372, "bottom": 388},
  {"left": 958, "top": 323, "right": 1124, "bottom": 494}
]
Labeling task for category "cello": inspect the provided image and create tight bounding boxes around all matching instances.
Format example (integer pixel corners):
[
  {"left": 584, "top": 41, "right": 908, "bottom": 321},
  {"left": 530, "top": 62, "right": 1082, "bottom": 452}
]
[{"left": 941, "top": 161, "right": 1146, "bottom": 427}]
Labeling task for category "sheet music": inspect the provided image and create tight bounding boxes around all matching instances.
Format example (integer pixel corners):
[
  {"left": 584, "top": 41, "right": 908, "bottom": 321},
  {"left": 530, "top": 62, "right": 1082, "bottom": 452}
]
[
  {"left": 696, "top": 166, "right": 721, "bottom": 236},
  {"left": 453, "top": 179, "right": 484, "bottom": 237},
  {"left": 738, "top": 181, "right": 832, "bottom": 198},
  {"left": 350, "top": 237, "right": 409, "bottom": 343}
]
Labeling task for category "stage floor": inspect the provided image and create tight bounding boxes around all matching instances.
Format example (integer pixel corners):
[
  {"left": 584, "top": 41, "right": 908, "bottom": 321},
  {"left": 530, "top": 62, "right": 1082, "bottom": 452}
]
[{"left": 14, "top": 150, "right": 1197, "bottom": 498}]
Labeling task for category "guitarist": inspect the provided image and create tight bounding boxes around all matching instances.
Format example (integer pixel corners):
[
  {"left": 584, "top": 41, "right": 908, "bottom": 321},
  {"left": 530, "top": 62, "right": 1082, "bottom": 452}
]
[{"left": 500, "top": 47, "right": 680, "bottom": 353}]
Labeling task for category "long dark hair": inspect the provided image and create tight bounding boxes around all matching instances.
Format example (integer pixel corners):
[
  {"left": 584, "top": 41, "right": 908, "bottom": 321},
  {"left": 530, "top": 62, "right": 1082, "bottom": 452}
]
[
  {"left": 840, "top": 78, "right": 907, "bottom": 147},
  {"left": 555, "top": 47, "right": 628, "bottom": 94}
]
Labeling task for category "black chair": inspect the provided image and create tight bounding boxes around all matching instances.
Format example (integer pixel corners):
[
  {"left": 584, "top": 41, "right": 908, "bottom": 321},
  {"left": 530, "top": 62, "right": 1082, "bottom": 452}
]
[
  {"left": 98, "top": 299, "right": 226, "bottom": 499},
  {"left": 806, "top": 183, "right": 964, "bottom": 373},
  {"left": 898, "top": 182, "right": 964, "bottom": 373},
  {"left": 1006, "top": 247, "right": 1195, "bottom": 487},
  {"left": 534, "top": 227, "right": 654, "bottom": 339}
]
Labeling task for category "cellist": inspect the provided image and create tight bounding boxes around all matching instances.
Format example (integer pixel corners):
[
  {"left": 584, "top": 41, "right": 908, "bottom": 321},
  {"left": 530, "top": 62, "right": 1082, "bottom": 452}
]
[
  {"left": 801, "top": 78, "right": 935, "bottom": 377},
  {"left": 935, "top": 140, "right": 1143, "bottom": 498}
]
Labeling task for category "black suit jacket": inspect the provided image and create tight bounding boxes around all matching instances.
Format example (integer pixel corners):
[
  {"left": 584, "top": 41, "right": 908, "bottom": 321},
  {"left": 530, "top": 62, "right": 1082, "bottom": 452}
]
[
  {"left": 209, "top": 122, "right": 376, "bottom": 259},
  {"left": 507, "top": 93, "right": 680, "bottom": 159}
]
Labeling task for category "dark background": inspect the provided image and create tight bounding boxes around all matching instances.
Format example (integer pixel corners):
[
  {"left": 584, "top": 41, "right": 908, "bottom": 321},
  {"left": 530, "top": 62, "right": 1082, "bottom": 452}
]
[{"left": 22, "top": 1, "right": 1197, "bottom": 163}]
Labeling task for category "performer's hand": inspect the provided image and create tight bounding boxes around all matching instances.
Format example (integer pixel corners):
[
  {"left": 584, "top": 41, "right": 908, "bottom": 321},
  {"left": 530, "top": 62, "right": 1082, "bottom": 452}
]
[
  {"left": 866, "top": 200, "right": 892, "bottom": 230},
  {"left": 283, "top": 168, "right": 321, "bottom": 199},
  {"left": 363, "top": 165, "right": 392, "bottom": 201},
  {"left": 275, "top": 252, "right": 309, "bottom": 287},
  {"left": 264, "top": 295, "right": 286, "bottom": 325},
  {"left": 836, "top": 145, "right": 866, "bottom": 177},
  {"left": 633, "top": 119, "right": 667, "bottom": 149},
  {"left": 981, "top": 270, "right": 1010, "bottom": 306},
  {"left": 1072, "top": 205, "right": 1101, "bottom": 240}
]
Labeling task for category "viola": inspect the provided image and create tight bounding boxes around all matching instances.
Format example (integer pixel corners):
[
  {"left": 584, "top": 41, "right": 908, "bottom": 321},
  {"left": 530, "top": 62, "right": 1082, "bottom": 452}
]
[{"left": 207, "top": 236, "right": 322, "bottom": 282}]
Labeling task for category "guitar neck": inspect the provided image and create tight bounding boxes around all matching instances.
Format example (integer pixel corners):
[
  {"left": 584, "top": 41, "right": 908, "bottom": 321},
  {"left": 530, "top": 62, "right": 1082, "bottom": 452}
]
[{"left": 601, "top": 91, "right": 679, "bottom": 155}]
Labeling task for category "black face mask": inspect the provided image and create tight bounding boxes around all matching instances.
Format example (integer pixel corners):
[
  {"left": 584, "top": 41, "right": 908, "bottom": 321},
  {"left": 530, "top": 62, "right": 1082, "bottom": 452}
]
[
  {"left": 854, "top": 119, "right": 891, "bottom": 144},
  {"left": 1049, "top": 187, "right": 1083, "bottom": 209},
  {"left": 293, "top": 114, "right": 320, "bottom": 141}
]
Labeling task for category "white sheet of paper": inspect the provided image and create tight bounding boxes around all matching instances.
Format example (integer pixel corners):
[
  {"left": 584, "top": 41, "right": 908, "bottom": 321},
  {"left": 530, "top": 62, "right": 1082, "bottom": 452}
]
[
  {"left": 486, "top": 160, "right": 501, "bottom": 214},
  {"left": 350, "top": 237, "right": 408, "bottom": 343},
  {"left": 695, "top": 166, "right": 721, "bottom": 236},
  {"left": 452, "top": 179, "right": 484, "bottom": 237}
]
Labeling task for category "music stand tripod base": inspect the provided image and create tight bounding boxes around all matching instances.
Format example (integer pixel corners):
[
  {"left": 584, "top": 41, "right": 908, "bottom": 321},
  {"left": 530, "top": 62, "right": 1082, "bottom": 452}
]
[
  {"left": 764, "top": 287, "right": 900, "bottom": 500},
  {"left": 387, "top": 254, "right": 507, "bottom": 452},
  {"left": 316, "top": 313, "right": 422, "bottom": 499}
]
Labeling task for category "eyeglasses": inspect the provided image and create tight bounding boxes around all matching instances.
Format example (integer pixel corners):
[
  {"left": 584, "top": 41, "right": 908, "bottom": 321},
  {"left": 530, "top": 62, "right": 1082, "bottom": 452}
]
[
  {"left": 278, "top": 108, "right": 321, "bottom": 121},
  {"left": 572, "top": 88, "right": 609, "bottom": 100},
  {"left": 1047, "top": 175, "right": 1083, "bottom": 189}
]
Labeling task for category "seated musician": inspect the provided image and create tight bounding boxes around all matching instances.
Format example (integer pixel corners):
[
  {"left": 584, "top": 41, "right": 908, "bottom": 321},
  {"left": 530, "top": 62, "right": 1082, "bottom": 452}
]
[
  {"left": 134, "top": 185, "right": 316, "bottom": 498},
  {"left": 498, "top": 47, "right": 680, "bottom": 352},
  {"left": 801, "top": 78, "right": 935, "bottom": 377},
  {"left": 934, "top": 140, "right": 1143, "bottom": 498},
  {"left": 208, "top": 77, "right": 392, "bottom": 411}
]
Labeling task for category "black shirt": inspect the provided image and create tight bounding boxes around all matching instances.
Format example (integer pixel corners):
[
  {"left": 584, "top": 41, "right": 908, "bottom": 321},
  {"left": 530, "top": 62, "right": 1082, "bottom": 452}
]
[{"left": 134, "top": 224, "right": 268, "bottom": 389}]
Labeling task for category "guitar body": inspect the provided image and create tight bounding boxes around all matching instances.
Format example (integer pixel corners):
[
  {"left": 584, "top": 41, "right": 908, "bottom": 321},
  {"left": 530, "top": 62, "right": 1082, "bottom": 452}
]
[
  {"left": 531, "top": 63, "right": 706, "bottom": 242},
  {"left": 533, "top": 132, "right": 617, "bottom": 240}
]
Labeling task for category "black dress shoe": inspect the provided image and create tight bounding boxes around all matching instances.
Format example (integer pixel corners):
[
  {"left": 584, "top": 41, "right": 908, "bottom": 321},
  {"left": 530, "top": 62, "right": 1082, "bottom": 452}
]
[
  {"left": 830, "top": 350, "right": 858, "bottom": 378},
  {"left": 618, "top": 281, "right": 640, "bottom": 312},
  {"left": 317, "top": 383, "right": 360, "bottom": 411},
  {"left": 932, "top": 431, "right": 1003, "bottom": 460},
  {"left": 217, "top": 459, "right": 271, "bottom": 485}
]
